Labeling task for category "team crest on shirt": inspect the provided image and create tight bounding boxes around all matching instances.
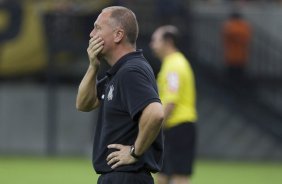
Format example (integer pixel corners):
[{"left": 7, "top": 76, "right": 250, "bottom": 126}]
[{"left": 107, "top": 85, "right": 114, "bottom": 101}]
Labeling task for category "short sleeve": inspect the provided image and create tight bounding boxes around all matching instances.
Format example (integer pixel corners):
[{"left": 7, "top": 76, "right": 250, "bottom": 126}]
[{"left": 120, "top": 69, "right": 161, "bottom": 121}]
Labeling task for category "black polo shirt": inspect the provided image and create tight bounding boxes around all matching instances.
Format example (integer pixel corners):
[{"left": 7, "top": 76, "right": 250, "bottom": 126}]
[{"left": 93, "top": 50, "right": 164, "bottom": 174}]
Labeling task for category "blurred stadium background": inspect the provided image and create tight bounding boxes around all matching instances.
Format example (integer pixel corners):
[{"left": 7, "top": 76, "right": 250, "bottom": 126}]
[{"left": 0, "top": 0, "right": 282, "bottom": 183}]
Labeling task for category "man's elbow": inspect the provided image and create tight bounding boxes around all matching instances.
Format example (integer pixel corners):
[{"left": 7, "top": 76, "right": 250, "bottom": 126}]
[
  {"left": 149, "top": 102, "right": 164, "bottom": 127},
  {"left": 76, "top": 104, "right": 89, "bottom": 112},
  {"left": 76, "top": 101, "right": 93, "bottom": 112}
]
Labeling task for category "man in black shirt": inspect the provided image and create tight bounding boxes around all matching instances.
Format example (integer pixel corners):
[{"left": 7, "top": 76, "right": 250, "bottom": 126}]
[{"left": 76, "top": 6, "right": 164, "bottom": 184}]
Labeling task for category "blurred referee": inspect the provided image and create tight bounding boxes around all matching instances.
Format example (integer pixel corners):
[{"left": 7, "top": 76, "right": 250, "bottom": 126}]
[{"left": 150, "top": 25, "right": 197, "bottom": 184}]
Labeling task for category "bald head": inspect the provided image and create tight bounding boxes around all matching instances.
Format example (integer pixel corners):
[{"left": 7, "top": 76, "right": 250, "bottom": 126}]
[
  {"left": 150, "top": 25, "right": 181, "bottom": 59},
  {"left": 102, "top": 6, "right": 139, "bottom": 46},
  {"left": 157, "top": 25, "right": 180, "bottom": 48}
]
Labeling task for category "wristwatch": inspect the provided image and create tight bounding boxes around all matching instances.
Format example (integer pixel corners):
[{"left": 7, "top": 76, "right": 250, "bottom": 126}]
[{"left": 130, "top": 145, "right": 141, "bottom": 159}]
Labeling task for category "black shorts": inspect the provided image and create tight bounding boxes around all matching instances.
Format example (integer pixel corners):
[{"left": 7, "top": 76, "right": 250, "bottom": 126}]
[
  {"left": 97, "top": 170, "right": 153, "bottom": 184},
  {"left": 161, "top": 123, "right": 196, "bottom": 176}
]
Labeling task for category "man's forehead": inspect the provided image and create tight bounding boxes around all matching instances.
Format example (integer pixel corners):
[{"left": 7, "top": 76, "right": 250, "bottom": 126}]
[{"left": 95, "top": 11, "right": 111, "bottom": 25}]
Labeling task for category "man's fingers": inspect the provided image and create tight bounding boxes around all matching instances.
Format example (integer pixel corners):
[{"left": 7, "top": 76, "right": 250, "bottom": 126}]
[
  {"left": 88, "top": 44, "right": 104, "bottom": 59},
  {"left": 107, "top": 156, "right": 119, "bottom": 166},
  {"left": 88, "top": 41, "right": 104, "bottom": 55},
  {"left": 106, "top": 144, "right": 135, "bottom": 169},
  {"left": 106, "top": 152, "right": 118, "bottom": 162},
  {"left": 89, "top": 39, "right": 103, "bottom": 49},
  {"left": 107, "top": 144, "right": 123, "bottom": 150},
  {"left": 88, "top": 37, "right": 93, "bottom": 45},
  {"left": 111, "top": 161, "right": 123, "bottom": 169},
  {"left": 89, "top": 39, "right": 104, "bottom": 51},
  {"left": 89, "top": 37, "right": 103, "bottom": 48},
  {"left": 95, "top": 44, "right": 104, "bottom": 54},
  {"left": 89, "top": 36, "right": 99, "bottom": 44}
]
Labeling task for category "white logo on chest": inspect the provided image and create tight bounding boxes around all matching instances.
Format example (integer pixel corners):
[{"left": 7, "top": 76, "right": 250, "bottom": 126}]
[{"left": 107, "top": 85, "right": 114, "bottom": 101}]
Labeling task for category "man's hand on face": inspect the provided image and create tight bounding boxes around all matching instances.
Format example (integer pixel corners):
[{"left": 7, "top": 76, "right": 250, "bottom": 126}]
[{"left": 87, "top": 36, "right": 104, "bottom": 69}]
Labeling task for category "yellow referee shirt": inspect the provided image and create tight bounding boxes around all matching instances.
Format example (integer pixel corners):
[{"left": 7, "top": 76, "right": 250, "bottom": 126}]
[{"left": 157, "top": 52, "right": 197, "bottom": 128}]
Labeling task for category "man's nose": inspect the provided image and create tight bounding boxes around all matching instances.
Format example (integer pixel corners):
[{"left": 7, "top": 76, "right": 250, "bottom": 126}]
[{"left": 89, "top": 29, "right": 95, "bottom": 38}]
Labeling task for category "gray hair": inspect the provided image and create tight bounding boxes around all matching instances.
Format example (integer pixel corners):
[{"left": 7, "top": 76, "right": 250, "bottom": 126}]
[{"left": 103, "top": 6, "right": 139, "bottom": 45}]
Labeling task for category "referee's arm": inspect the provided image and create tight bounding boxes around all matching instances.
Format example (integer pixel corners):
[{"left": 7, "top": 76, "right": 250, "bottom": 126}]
[{"left": 134, "top": 102, "right": 164, "bottom": 156}]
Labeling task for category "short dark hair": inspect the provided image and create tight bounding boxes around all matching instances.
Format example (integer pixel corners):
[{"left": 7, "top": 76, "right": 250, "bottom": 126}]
[
  {"left": 103, "top": 6, "right": 139, "bottom": 45},
  {"left": 160, "top": 25, "right": 180, "bottom": 48}
]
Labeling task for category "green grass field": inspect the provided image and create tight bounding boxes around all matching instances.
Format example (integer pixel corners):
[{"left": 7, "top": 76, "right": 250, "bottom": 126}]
[{"left": 1, "top": 157, "right": 282, "bottom": 184}]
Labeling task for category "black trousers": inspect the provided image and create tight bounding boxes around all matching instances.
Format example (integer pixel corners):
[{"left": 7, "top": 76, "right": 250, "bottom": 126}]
[{"left": 97, "top": 171, "right": 154, "bottom": 184}]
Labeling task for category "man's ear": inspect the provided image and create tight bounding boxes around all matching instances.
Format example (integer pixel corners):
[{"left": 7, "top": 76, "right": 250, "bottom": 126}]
[{"left": 114, "top": 29, "right": 124, "bottom": 43}]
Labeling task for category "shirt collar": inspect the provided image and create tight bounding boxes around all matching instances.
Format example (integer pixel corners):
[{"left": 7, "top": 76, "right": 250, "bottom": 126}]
[{"left": 106, "top": 49, "right": 143, "bottom": 77}]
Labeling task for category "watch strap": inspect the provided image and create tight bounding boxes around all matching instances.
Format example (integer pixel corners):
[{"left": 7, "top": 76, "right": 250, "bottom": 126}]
[{"left": 130, "top": 145, "right": 140, "bottom": 159}]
